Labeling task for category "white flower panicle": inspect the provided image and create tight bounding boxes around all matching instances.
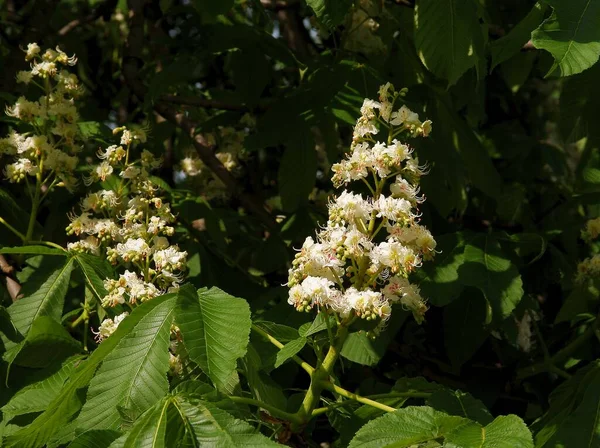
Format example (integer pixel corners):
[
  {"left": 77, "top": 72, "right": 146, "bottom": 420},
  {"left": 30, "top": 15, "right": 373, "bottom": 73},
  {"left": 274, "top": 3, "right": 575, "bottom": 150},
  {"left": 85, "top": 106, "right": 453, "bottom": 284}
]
[
  {"left": 287, "top": 84, "right": 436, "bottom": 332},
  {"left": 67, "top": 127, "right": 187, "bottom": 339},
  {"left": 0, "top": 43, "right": 82, "bottom": 191}
]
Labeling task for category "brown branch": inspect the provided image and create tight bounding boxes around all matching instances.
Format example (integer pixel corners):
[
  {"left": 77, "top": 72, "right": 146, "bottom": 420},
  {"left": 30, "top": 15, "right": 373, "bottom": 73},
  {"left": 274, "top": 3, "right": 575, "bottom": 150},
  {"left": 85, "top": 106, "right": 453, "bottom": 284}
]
[
  {"left": 0, "top": 255, "right": 21, "bottom": 302},
  {"left": 58, "top": 0, "right": 118, "bottom": 36},
  {"left": 124, "top": 0, "right": 275, "bottom": 230}
]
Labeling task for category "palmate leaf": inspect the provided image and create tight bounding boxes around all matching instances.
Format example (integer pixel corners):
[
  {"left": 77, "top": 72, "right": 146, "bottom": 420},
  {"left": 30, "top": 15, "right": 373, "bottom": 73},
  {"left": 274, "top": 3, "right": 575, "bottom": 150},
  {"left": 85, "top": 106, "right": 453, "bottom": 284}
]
[
  {"left": 176, "top": 285, "right": 251, "bottom": 391},
  {"left": 532, "top": 0, "right": 600, "bottom": 77},
  {"left": 3, "top": 293, "right": 176, "bottom": 448},
  {"left": 73, "top": 296, "right": 174, "bottom": 431},
  {"left": 414, "top": 0, "right": 485, "bottom": 85},
  {"left": 274, "top": 337, "right": 306, "bottom": 368},
  {"left": 0, "top": 246, "right": 67, "bottom": 256},
  {"left": 67, "top": 430, "right": 120, "bottom": 448},
  {"left": 349, "top": 406, "right": 533, "bottom": 448}
]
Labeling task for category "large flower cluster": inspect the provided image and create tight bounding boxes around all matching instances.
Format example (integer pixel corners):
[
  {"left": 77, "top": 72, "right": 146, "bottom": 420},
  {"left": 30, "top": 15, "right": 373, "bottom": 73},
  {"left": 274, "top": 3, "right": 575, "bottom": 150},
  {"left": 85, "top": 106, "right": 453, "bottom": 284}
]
[
  {"left": 0, "top": 43, "right": 81, "bottom": 192},
  {"left": 67, "top": 127, "right": 187, "bottom": 339},
  {"left": 179, "top": 114, "right": 254, "bottom": 200},
  {"left": 287, "top": 83, "right": 435, "bottom": 331}
]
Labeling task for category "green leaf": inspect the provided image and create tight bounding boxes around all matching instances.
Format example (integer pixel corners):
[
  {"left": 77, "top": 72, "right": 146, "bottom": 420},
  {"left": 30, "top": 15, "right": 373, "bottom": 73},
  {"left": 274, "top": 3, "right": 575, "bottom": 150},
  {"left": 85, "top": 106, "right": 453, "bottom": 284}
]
[
  {"left": 491, "top": 3, "right": 548, "bottom": 70},
  {"left": 241, "top": 344, "right": 287, "bottom": 411},
  {"left": 531, "top": 0, "right": 600, "bottom": 77},
  {"left": 461, "top": 234, "right": 524, "bottom": 324},
  {"left": 169, "top": 394, "right": 280, "bottom": 447},
  {"left": 299, "top": 312, "right": 336, "bottom": 337},
  {"left": 278, "top": 129, "right": 317, "bottom": 212},
  {"left": 9, "top": 316, "right": 80, "bottom": 369},
  {"left": 5, "top": 256, "right": 75, "bottom": 342},
  {"left": 67, "top": 430, "right": 120, "bottom": 448},
  {"left": 112, "top": 398, "right": 168, "bottom": 448},
  {"left": 176, "top": 285, "right": 251, "bottom": 391},
  {"left": 427, "top": 389, "right": 493, "bottom": 425},
  {"left": 252, "top": 321, "right": 299, "bottom": 342},
  {"left": 416, "top": 232, "right": 471, "bottom": 306},
  {"left": 73, "top": 253, "right": 111, "bottom": 302},
  {"left": 414, "top": 0, "right": 485, "bottom": 85},
  {"left": 191, "top": 0, "right": 234, "bottom": 20},
  {"left": 349, "top": 406, "right": 533, "bottom": 448},
  {"left": 533, "top": 360, "right": 600, "bottom": 446},
  {"left": 306, "top": 0, "right": 354, "bottom": 28},
  {"left": 73, "top": 297, "right": 174, "bottom": 431},
  {"left": 274, "top": 337, "right": 306, "bottom": 368},
  {"left": 348, "top": 406, "right": 470, "bottom": 447},
  {"left": 340, "top": 332, "right": 383, "bottom": 367},
  {"left": 443, "top": 290, "right": 490, "bottom": 367},
  {"left": 2, "top": 356, "right": 83, "bottom": 419},
  {"left": 0, "top": 246, "right": 67, "bottom": 256},
  {"left": 4, "top": 293, "right": 176, "bottom": 448}
]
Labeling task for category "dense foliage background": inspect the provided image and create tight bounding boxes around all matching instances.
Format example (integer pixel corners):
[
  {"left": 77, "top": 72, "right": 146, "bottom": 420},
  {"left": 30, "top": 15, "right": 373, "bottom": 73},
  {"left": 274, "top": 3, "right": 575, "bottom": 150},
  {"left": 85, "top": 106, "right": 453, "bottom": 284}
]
[{"left": 1, "top": 0, "right": 600, "bottom": 446}]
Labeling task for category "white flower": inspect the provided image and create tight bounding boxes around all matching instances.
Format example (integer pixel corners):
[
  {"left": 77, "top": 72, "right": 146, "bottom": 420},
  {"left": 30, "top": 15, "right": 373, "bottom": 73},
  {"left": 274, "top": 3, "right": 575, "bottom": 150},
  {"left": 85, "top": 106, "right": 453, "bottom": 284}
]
[
  {"left": 371, "top": 239, "right": 420, "bottom": 274},
  {"left": 374, "top": 196, "right": 413, "bottom": 223},
  {"left": 25, "top": 43, "right": 40, "bottom": 60},
  {"left": 16, "top": 71, "right": 33, "bottom": 84},
  {"left": 390, "top": 105, "right": 420, "bottom": 127},
  {"left": 94, "top": 312, "right": 128, "bottom": 342},
  {"left": 329, "top": 191, "right": 372, "bottom": 224},
  {"left": 153, "top": 246, "right": 187, "bottom": 271},
  {"left": 116, "top": 238, "right": 150, "bottom": 262}
]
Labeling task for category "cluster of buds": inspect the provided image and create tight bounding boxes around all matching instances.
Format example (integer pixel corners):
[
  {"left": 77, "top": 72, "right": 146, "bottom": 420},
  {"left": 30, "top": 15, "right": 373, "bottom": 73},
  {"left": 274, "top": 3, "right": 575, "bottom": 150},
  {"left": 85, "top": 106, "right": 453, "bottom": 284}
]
[
  {"left": 577, "top": 217, "right": 600, "bottom": 283},
  {"left": 67, "top": 127, "right": 187, "bottom": 339},
  {"left": 287, "top": 83, "right": 435, "bottom": 332},
  {"left": 179, "top": 114, "right": 254, "bottom": 200},
  {"left": 0, "top": 43, "right": 82, "bottom": 192}
]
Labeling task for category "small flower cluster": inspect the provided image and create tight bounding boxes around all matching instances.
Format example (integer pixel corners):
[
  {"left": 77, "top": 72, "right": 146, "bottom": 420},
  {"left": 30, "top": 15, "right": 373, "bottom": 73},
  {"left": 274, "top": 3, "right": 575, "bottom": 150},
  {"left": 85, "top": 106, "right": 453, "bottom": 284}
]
[
  {"left": 287, "top": 84, "right": 435, "bottom": 332},
  {"left": 179, "top": 114, "right": 254, "bottom": 200},
  {"left": 0, "top": 43, "right": 82, "bottom": 191},
  {"left": 67, "top": 127, "right": 187, "bottom": 340},
  {"left": 577, "top": 217, "right": 600, "bottom": 283}
]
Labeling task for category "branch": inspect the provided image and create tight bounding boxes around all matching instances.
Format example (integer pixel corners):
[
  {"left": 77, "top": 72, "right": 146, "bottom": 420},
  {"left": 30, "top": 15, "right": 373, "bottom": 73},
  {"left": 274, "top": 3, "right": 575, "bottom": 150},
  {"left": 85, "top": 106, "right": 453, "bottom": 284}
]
[
  {"left": 320, "top": 381, "right": 397, "bottom": 413},
  {"left": 123, "top": 0, "right": 276, "bottom": 230},
  {"left": 229, "top": 396, "right": 303, "bottom": 424},
  {"left": 58, "top": 0, "right": 118, "bottom": 35}
]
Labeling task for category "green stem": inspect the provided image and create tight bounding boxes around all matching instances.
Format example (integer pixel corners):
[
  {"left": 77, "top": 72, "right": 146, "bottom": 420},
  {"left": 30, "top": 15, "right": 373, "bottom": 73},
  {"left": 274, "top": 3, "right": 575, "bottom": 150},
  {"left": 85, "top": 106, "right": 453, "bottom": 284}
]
[
  {"left": 0, "top": 217, "right": 26, "bottom": 241},
  {"left": 25, "top": 174, "right": 42, "bottom": 243},
  {"left": 310, "top": 391, "right": 431, "bottom": 417},
  {"left": 295, "top": 322, "right": 350, "bottom": 425},
  {"left": 229, "top": 396, "right": 303, "bottom": 425},
  {"left": 320, "top": 381, "right": 396, "bottom": 413},
  {"left": 251, "top": 324, "right": 314, "bottom": 375},
  {"left": 517, "top": 318, "right": 598, "bottom": 380}
]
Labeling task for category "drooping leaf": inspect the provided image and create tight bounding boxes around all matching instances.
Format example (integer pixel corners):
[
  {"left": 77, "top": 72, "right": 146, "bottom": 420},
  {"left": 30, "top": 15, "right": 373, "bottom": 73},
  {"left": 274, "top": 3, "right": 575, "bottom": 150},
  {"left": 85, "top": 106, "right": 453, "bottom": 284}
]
[
  {"left": 9, "top": 316, "right": 81, "bottom": 369},
  {"left": 491, "top": 2, "right": 548, "bottom": 70},
  {"left": 531, "top": 0, "right": 600, "bottom": 77},
  {"left": 4, "top": 293, "right": 176, "bottom": 448},
  {"left": 2, "top": 356, "right": 83, "bottom": 419},
  {"left": 73, "top": 296, "right": 174, "bottom": 431},
  {"left": 306, "top": 0, "right": 354, "bottom": 28},
  {"left": 176, "top": 285, "right": 251, "bottom": 391},
  {"left": 274, "top": 337, "right": 306, "bottom": 368},
  {"left": 5, "top": 256, "right": 75, "bottom": 343},
  {"left": 533, "top": 360, "right": 600, "bottom": 447},
  {"left": 460, "top": 234, "right": 524, "bottom": 324},
  {"left": 414, "top": 0, "right": 485, "bottom": 85},
  {"left": 443, "top": 289, "right": 490, "bottom": 367},
  {"left": 241, "top": 344, "right": 287, "bottom": 411},
  {"left": 340, "top": 332, "right": 383, "bottom": 367}
]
